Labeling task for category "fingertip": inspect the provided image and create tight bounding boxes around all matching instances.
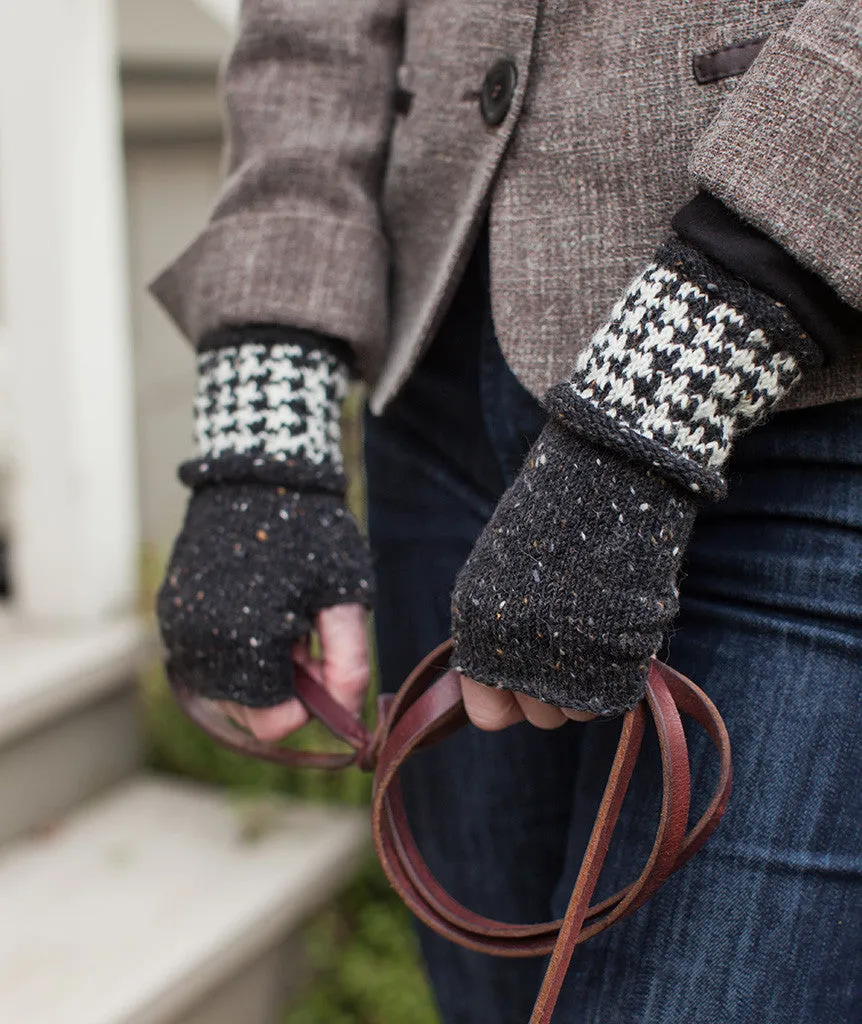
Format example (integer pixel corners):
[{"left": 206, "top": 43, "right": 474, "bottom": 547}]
[
  {"left": 244, "top": 699, "right": 309, "bottom": 742},
  {"left": 514, "top": 692, "right": 569, "bottom": 730},
  {"left": 562, "top": 708, "right": 600, "bottom": 723}
]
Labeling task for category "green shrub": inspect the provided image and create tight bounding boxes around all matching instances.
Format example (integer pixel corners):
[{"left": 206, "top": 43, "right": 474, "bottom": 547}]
[{"left": 283, "top": 859, "right": 439, "bottom": 1024}]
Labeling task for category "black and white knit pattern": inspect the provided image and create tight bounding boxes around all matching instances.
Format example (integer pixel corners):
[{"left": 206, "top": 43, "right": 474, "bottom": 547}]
[
  {"left": 193, "top": 341, "right": 348, "bottom": 469},
  {"left": 555, "top": 242, "right": 808, "bottom": 494}
]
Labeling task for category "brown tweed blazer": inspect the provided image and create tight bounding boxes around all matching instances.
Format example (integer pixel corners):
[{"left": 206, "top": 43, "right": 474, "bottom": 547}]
[{"left": 151, "top": 0, "right": 862, "bottom": 413}]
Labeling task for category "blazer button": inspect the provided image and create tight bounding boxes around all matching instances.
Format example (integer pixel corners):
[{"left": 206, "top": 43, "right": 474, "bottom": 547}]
[{"left": 480, "top": 59, "right": 518, "bottom": 126}]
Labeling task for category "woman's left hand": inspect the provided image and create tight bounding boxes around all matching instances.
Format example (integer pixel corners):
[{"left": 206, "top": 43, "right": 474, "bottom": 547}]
[{"left": 460, "top": 675, "right": 597, "bottom": 731}]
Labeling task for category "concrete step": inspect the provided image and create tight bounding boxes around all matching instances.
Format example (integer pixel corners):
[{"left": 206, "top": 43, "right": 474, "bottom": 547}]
[
  {"left": 0, "top": 614, "right": 153, "bottom": 845},
  {"left": 0, "top": 775, "right": 368, "bottom": 1024}
]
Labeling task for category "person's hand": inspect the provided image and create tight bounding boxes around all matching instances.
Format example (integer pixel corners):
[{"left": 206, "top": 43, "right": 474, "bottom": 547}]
[
  {"left": 460, "top": 675, "right": 597, "bottom": 731},
  {"left": 157, "top": 326, "right": 374, "bottom": 720},
  {"left": 215, "top": 603, "right": 370, "bottom": 741},
  {"left": 452, "top": 238, "right": 818, "bottom": 719},
  {"left": 451, "top": 419, "right": 694, "bottom": 718},
  {"left": 158, "top": 482, "right": 374, "bottom": 711}
]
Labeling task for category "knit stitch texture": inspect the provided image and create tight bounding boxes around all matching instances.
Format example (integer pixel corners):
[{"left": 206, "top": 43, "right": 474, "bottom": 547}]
[
  {"left": 183, "top": 327, "right": 350, "bottom": 492},
  {"left": 452, "top": 241, "right": 818, "bottom": 712},
  {"left": 452, "top": 421, "right": 694, "bottom": 713},
  {"left": 158, "top": 327, "right": 373, "bottom": 707},
  {"left": 159, "top": 482, "right": 373, "bottom": 706},
  {"left": 549, "top": 239, "right": 817, "bottom": 499}
]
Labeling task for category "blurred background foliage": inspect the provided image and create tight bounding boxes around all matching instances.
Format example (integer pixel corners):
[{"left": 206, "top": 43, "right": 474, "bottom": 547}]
[{"left": 141, "top": 389, "right": 440, "bottom": 1023}]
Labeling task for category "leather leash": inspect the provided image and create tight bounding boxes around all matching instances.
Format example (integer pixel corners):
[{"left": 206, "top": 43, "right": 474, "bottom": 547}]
[{"left": 172, "top": 639, "right": 732, "bottom": 1023}]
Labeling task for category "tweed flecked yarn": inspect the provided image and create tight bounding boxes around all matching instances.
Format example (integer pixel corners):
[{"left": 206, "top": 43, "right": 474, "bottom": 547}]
[
  {"left": 452, "top": 241, "right": 819, "bottom": 713},
  {"left": 159, "top": 483, "right": 372, "bottom": 706},
  {"left": 452, "top": 421, "right": 695, "bottom": 713},
  {"left": 158, "top": 327, "right": 373, "bottom": 707}
]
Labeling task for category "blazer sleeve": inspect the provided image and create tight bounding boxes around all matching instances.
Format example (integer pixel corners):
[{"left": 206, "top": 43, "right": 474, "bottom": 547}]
[
  {"left": 149, "top": 0, "right": 404, "bottom": 371},
  {"left": 689, "top": 0, "right": 862, "bottom": 311}
]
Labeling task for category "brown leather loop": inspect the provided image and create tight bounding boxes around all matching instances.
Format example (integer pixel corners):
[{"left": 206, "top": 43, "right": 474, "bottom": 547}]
[{"left": 169, "top": 639, "right": 732, "bottom": 1022}]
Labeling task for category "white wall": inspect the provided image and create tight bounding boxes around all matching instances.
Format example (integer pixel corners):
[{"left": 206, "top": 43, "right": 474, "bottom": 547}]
[
  {"left": 0, "top": 0, "right": 232, "bottom": 602},
  {"left": 0, "top": 0, "right": 138, "bottom": 619},
  {"left": 0, "top": 334, "right": 10, "bottom": 537},
  {"left": 125, "top": 138, "right": 223, "bottom": 551},
  {"left": 117, "top": 0, "right": 230, "bottom": 68}
]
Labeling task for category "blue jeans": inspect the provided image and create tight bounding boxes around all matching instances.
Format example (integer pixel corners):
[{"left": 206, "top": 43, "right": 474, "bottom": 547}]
[{"left": 364, "top": 237, "right": 862, "bottom": 1023}]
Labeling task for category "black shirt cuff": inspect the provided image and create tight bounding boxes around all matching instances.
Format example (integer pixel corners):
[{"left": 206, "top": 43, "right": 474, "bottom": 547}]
[
  {"left": 198, "top": 323, "right": 355, "bottom": 372},
  {"left": 672, "top": 192, "right": 862, "bottom": 365}
]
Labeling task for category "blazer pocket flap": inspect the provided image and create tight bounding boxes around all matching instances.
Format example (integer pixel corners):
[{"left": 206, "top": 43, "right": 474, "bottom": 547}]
[{"left": 693, "top": 37, "right": 768, "bottom": 84}]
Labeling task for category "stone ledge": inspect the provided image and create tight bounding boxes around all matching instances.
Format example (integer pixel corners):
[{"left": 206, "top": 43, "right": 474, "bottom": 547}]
[
  {"left": 0, "top": 614, "right": 154, "bottom": 748},
  {"left": 0, "top": 776, "right": 369, "bottom": 1024}
]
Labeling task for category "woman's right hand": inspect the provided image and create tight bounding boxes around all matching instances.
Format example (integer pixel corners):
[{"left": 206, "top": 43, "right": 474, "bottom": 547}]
[
  {"left": 214, "top": 603, "right": 371, "bottom": 742},
  {"left": 157, "top": 481, "right": 374, "bottom": 730},
  {"left": 156, "top": 325, "right": 374, "bottom": 733}
]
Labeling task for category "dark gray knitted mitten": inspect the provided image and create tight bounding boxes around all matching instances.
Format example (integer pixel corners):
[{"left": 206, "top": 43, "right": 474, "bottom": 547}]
[
  {"left": 452, "top": 239, "right": 820, "bottom": 714},
  {"left": 158, "top": 327, "right": 373, "bottom": 708}
]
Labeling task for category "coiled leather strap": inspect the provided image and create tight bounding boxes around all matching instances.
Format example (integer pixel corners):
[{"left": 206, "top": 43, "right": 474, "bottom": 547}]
[{"left": 172, "top": 640, "right": 732, "bottom": 1023}]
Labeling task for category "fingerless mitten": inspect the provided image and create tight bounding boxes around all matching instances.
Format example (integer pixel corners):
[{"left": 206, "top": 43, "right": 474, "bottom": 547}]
[
  {"left": 452, "top": 239, "right": 820, "bottom": 714},
  {"left": 158, "top": 327, "right": 373, "bottom": 707}
]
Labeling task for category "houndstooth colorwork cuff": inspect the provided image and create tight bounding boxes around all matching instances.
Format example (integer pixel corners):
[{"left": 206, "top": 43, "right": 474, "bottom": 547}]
[
  {"left": 547, "top": 239, "right": 818, "bottom": 498},
  {"left": 180, "top": 338, "right": 350, "bottom": 492}
]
